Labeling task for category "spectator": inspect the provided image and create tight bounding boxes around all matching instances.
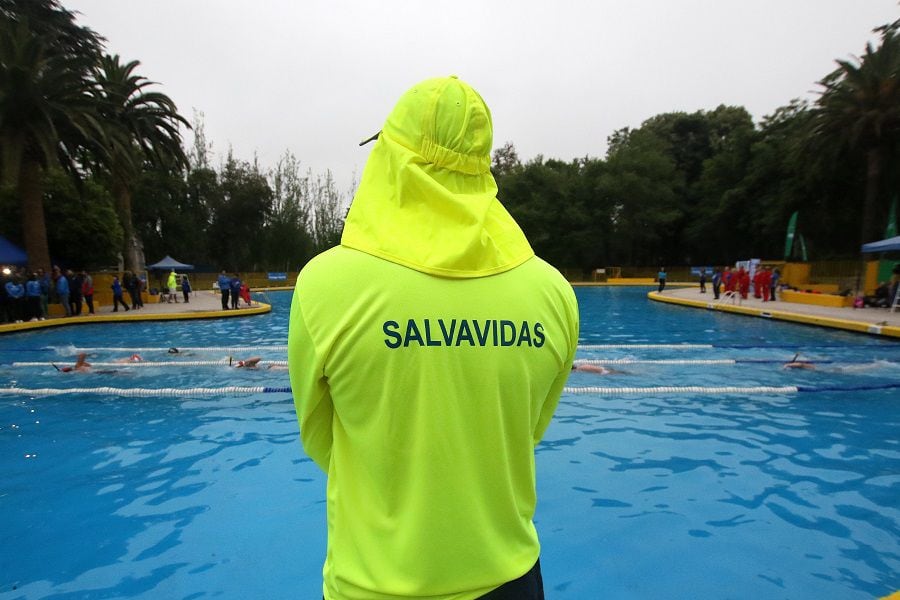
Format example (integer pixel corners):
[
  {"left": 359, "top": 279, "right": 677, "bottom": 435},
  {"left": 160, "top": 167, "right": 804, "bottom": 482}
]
[
  {"left": 4, "top": 274, "right": 25, "bottom": 323},
  {"left": 181, "top": 274, "right": 192, "bottom": 303},
  {"left": 110, "top": 276, "right": 130, "bottom": 312},
  {"left": 657, "top": 266, "right": 667, "bottom": 292},
  {"left": 0, "top": 268, "right": 9, "bottom": 323},
  {"left": 68, "top": 269, "right": 83, "bottom": 316},
  {"left": 25, "top": 272, "right": 42, "bottom": 321},
  {"left": 770, "top": 268, "right": 781, "bottom": 301},
  {"left": 217, "top": 270, "right": 230, "bottom": 310},
  {"left": 230, "top": 273, "right": 241, "bottom": 309},
  {"left": 135, "top": 275, "right": 145, "bottom": 308},
  {"left": 124, "top": 271, "right": 141, "bottom": 309},
  {"left": 81, "top": 270, "right": 95, "bottom": 315},
  {"left": 37, "top": 268, "right": 49, "bottom": 319},
  {"left": 53, "top": 266, "right": 71, "bottom": 317}
]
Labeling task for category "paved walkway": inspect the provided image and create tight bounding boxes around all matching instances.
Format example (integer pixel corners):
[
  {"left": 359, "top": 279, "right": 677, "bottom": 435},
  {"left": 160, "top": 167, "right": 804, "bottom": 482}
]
[
  {"left": 653, "top": 285, "right": 900, "bottom": 338},
  {"left": 0, "top": 290, "right": 270, "bottom": 335}
]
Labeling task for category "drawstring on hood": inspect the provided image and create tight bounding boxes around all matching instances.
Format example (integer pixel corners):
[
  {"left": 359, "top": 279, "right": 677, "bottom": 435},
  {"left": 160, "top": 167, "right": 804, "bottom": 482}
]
[{"left": 341, "top": 75, "right": 534, "bottom": 278}]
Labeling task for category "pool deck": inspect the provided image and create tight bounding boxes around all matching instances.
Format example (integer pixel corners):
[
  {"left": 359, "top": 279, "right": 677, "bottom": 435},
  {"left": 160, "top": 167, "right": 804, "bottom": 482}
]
[
  {"left": 650, "top": 286, "right": 900, "bottom": 339},
  {"left": 0, "top": 290, "right": 271, "bottom": 335}
]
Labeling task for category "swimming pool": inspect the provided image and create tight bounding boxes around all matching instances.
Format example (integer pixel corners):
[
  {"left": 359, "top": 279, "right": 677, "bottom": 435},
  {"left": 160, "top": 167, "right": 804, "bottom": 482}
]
[{"left": 1, "top": 287, "right": 898, "bottom": 599}]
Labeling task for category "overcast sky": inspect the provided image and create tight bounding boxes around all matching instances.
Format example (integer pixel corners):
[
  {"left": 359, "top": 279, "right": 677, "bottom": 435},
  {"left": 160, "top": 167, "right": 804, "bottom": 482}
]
[{"left": 66, "top": 1, "right": 898, "bottom": 194}]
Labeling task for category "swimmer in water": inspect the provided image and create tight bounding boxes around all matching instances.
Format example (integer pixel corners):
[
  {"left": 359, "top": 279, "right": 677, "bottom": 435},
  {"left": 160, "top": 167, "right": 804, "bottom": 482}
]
[
  {"left": 231, "top": 356, "right": 262, "bottom": 369},
  {"left": 54, "top": 352, "right": 92, "bottom": 373},
  {"left": 783, "top": 353, "right": 815, "bottom": 370},
  {"left": 572, "top": 363, "right": 628, "bottom": 375},
  {"left": 113, "top": 353, "right": 143, "bottom": 363}
]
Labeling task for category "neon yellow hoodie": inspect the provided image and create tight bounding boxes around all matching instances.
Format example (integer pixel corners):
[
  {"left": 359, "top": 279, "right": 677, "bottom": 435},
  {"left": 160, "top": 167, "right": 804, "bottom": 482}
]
[{"left": 289, "top": 76, "right": 579, "bottom": 600}]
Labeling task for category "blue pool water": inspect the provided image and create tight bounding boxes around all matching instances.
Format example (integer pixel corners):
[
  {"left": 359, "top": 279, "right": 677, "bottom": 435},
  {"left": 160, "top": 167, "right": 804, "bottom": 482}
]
[{"left": 1, "top": 287, "right": 899, "bottom": 599}]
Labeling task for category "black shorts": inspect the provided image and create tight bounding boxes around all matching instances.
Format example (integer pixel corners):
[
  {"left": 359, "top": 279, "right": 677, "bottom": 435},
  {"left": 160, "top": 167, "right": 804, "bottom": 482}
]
[
  {"left": 477, "top": 559, "right": 543, "bottom": 600},
  {"left": 321, "top": 559, "right": 544, "bottom": 600}
]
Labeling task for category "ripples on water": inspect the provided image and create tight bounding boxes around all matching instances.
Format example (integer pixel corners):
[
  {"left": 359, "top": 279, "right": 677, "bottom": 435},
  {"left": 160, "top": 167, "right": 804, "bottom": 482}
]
[{"left": 1, "top": 287, "right": 898, "bottom": 599}]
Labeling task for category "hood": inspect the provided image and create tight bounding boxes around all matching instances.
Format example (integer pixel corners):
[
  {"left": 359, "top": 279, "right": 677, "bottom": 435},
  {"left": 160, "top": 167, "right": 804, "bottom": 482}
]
[{"left": 340, "top": 76, "right": 533, "bottom": 278}]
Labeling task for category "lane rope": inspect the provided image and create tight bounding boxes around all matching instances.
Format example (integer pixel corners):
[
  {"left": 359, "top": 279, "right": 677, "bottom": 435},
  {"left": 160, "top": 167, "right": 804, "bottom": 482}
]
[
  {"left": 0, "top": 343, "right": 895, "bottom": 355},
  {"left": 573, "top": 359, "right": 837, "bottom": 365},
  {"left": 59, "top": 345, "right": 289, "bottom": 353},
  {"left": 11, "top": 360, "right": 289, "bottom": 368},
  {"left": 8, "top": 358, "right": 863, "bottom": 368},
  {"left": 577, "top": 343, "right": 900, "bottom": 350},
  {"left": 0, "top": 386, "right": 292, "bottom": 397},
  {"left": 2, "top": 382, "right": 899, "bottom": 397}
]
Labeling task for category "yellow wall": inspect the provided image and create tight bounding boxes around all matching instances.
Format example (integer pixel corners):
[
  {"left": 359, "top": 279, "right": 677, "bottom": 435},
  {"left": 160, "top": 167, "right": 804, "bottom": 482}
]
[
  {"left": 781, "top": 263, "right": 810, "bottom": 287},
  {"left": 781, "top": 289, "right": 854, "bottom": 307}
]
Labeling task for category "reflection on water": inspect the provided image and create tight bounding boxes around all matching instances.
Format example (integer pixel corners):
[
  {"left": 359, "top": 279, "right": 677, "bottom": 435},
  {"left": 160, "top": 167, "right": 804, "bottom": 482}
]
[{"left": 1, "top": 288, "right": 898, "bottom": 599}]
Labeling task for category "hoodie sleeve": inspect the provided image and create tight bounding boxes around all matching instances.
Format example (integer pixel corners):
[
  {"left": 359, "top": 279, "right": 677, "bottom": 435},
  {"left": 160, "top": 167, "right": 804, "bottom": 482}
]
[
  {"left": 288, "top": 281, "right": 333, "bottom": 472},
  {"left": 533, "top": 284, "right": 579, "bottom": 444}
]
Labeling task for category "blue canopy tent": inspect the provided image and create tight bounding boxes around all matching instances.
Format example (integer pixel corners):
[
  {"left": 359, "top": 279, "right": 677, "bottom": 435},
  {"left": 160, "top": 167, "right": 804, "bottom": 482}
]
[
  {"left": 861, "top": 236, "right": 900, "bottom": 253},
  {"left": 146, "top": 255, "right": 194, "bottom": 270},
  {"left": 861, "top": 236, "right": 900, "bottom": 311},
  {"left": 0, "top": 235, "right": 28, "bottom": 266},
  {"left": 146, "top": 256, "right": 194, "bottom": 297}
]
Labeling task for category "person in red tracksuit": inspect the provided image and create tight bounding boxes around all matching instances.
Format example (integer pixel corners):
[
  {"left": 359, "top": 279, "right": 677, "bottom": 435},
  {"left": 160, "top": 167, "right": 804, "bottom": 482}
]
[
  {"left": 759, "top": 267, "right": 772, "bottom": 302},
  {"left": 738, "top": 267, "right": 750, "bottom": 299},
  {"left": 753, "top": 268, "right": 763, "bottom": 299}
]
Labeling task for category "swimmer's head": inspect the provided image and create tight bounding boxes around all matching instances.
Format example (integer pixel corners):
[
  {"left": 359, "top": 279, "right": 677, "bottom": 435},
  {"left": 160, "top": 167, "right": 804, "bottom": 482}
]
[
  {"left": 129, "top": 353, "right": 142, "bottom": 362},
  {"left": 167, "top": 347, "right": 179, "bottom": 354}
]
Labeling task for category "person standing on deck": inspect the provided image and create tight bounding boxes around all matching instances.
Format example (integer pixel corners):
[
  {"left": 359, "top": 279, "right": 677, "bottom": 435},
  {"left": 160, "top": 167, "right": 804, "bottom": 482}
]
[
  {"left": 711, "top": 268, "right": 722, "bottom": 300},
  {"left": 288, "top": 76, "right": 578, "bottom": 600},
  {"left": 229, "top": 273, "right": 241, "bottom": 309},
  {"left": 53, "top": 266, "right": 71, "bottom": 317},
  {"left": 81, "top": 271, "right": 95, "bottom": 315},
  {"left": 217, "top": 271, "right": 231, "bottom": 310},
  {"left": 657, "top": 267, "right": 667, "bottom": 292},
  {"left": 181, "top": 274, "right": 192, "bottom": 303}
]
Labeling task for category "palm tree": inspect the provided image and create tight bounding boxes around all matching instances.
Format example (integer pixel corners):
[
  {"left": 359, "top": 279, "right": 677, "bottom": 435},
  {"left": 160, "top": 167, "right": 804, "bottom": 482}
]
[
  {"left": 95, "top": 54, "right": 189, "bottom": 272},
  {"left": 0, "top": 0, "right": 107, "bottom": 270},
  {"left": 812, "top": 25, "right": 900, "bottom": 246}
]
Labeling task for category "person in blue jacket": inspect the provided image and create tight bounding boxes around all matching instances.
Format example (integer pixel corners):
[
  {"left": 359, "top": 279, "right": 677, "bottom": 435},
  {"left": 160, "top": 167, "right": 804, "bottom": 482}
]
[
  {"left": 52, "top": 266, "right": 71, "bottom": 317},
  {"left": 4, "top": 275, "right": 25, "bottom": 322},
  {"left": 217, "top": 270, "right": 231, "bottom": 310},
  {"left": 110, "top": 276, "right": 130, "bottom": 312},
  {"left": 229, "top": 273, "right": 241, "bottom": 309},
  {"left": 25, "top": 273, "right": 42, "bottom": 321},
  {"left": 181, "top": 274, "right": 192, "bottom": 303}
]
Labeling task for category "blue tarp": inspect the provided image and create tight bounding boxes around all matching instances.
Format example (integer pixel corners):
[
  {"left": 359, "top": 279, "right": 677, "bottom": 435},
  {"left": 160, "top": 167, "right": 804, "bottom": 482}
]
[
  {"left": 0, "top": 235, "right": 28, "bottom": 265},
  {"left": 146, "top": 255, "right": 194, "bottom": 270},
  {"left": 860, "top": 236, "right": 900, "bottom": 253}
]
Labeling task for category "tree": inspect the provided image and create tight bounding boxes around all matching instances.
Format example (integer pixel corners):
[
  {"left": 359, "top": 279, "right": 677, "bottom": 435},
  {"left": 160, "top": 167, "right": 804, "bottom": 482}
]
[
  {"left": 812, "top": 24, "right": 900, "bottom": 245},
  {"left": 207, "top": 152, "right": 272, "bottom": 269},
  {"left": 0, "top": 0, "right": 107, "bottom": 270},
  {"left": 95, "top": 54, "right": 189, "bottom": 271},
  {"left": 266, "top": 151, "right": 312, "bottom": 270}
]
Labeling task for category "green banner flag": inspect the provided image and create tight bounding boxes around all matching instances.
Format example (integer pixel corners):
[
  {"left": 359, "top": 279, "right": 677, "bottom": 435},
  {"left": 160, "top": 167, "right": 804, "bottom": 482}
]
[
  {"left": 886, "top": 196, "right": 898, "bottom": 238},
  {"left": 784, "top": 211, "right": 798, "bottom": 259}
]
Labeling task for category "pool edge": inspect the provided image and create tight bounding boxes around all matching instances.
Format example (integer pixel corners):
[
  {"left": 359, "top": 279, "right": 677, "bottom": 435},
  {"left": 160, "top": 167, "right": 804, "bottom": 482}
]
[
  {"left": 0, "top": 302, "right": 272, "bottom": 335},
  {"left": 648, "top": 291, "right": 900, "bottom": 340}
]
